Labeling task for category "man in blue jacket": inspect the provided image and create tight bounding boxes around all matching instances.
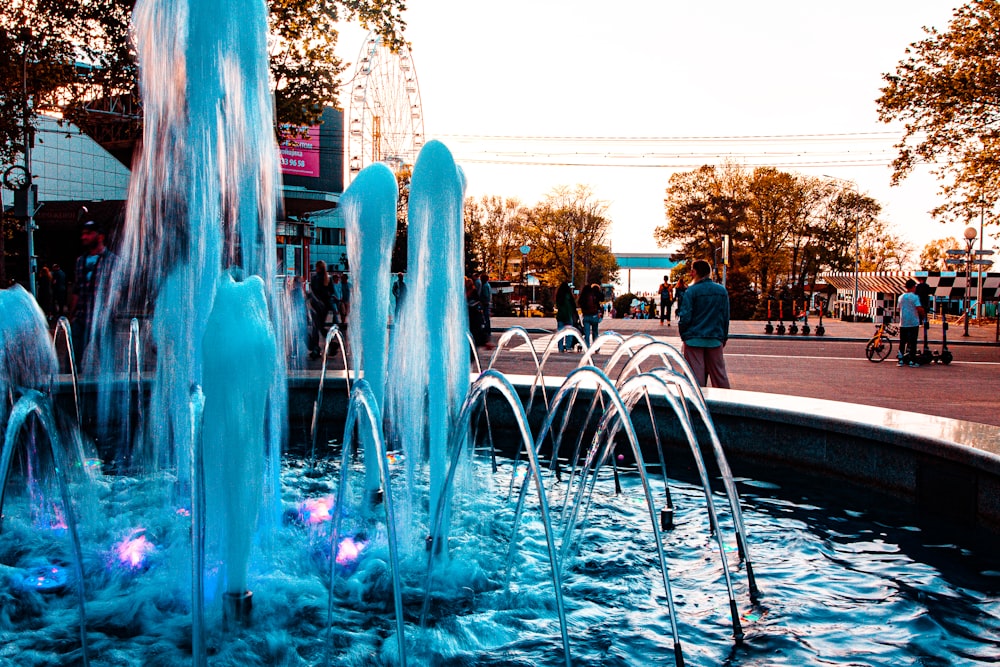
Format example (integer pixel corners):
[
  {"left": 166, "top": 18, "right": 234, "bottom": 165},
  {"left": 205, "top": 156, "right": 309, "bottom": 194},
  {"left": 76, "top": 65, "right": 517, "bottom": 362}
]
[{"left": 677, "top": 259, "right": 731, "bottom": 388}]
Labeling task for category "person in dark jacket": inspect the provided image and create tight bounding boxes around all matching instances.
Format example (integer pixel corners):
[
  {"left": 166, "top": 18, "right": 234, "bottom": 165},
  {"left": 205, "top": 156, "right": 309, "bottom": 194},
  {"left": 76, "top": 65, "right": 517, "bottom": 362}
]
[
  {"left": 579, "top": 282, "right": 602, "bottom": 348},
  {"left": 677, "top": 260, "right": 731, "bottom": 388},
  {"left": 308, "top": 261, "right": 332, "bottom": 358},
  {"left": 555, "top": 282, "right": 578, "bottom": 352}
]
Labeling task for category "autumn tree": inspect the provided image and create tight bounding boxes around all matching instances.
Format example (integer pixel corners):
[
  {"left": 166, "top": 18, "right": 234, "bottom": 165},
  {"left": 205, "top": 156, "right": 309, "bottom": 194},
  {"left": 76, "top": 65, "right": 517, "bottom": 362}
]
[
  {"left": 877, "top": 0, "right": 1000, "bottom": 226},
  {"left": 0, "top": 0, "right": 407, "bottom": 167},
  {"left": 784, "top": 175, "right": 837, "bottom": 294},
  {"left": 656, "top": 163, "right": 746, "bottom": 260},
  {"left": 741, "top": 167, "right": 804, "bottom": 296},
  {"left": 657, "top": 165, "right": 904, "bottom": 300},
  {"left": 523, "top": 185, "right": 618, "bottom": 287},
  {"left": 859, "top": 218, "right": 914, "bottom": 271},
  {"left": 463, "top": 195, "right": 528, "bottom": 281},
  {"left": 919, "top": 237, "right": 962, "bottom": 270}
]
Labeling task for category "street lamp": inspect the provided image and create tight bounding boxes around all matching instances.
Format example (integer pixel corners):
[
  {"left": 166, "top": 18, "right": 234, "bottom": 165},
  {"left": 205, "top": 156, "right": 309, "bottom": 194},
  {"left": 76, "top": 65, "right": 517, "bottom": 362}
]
[
  {"left": 853, "top": 217, "right": 860, "bottom": 322},
  {"left": 964, "top": 226, "right": 977, "bottom": 337},
  {"left": 519, "top": 244, "right": 530, "bottom": 316},
  {"left": 977, "top": 202, "right": 986, "bottom": 319},
  {"left": 569, "top": 229, "right": 577, "bottom": 289}
]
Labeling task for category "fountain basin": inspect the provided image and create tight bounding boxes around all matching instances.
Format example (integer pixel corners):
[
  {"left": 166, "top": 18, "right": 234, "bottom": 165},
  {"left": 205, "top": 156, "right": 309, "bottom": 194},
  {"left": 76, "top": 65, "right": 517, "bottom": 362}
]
[
  {"left": 54, "top": 373, "right": 1000, "bottom": 532},
  {"left": 287, "top": 372, "right": 1000, "bottom": 533},
  {"left": 6, "top": 374, "right": 999, "bottom": 665}
]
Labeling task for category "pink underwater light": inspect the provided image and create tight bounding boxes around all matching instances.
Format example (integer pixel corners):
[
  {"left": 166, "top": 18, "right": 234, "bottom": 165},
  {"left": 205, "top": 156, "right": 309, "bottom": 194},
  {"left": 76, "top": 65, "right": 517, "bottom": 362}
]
[
  {"left": 298, "top": 496, "right": 334, "bottom": 525},
  {"left": 114, "top": 529, "right": 155, "bottom": 570},
  {"left": 335, "top": 536, "right": 366, "bottom": 566}
]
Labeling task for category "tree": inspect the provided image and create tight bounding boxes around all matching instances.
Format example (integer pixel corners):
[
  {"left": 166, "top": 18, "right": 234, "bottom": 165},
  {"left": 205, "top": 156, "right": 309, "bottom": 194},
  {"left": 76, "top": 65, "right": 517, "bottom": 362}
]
[
  {"left": 877, "top": 0, "right": 1000, "bottom": 226},
  {"left": 656, "top": 163, "right": 745, "bottom": 261},
  {"left": 463, "top": 195, "right": 527, "bottom": 281},
  {"left": 268, "top": 0, "right": 406, "bottom": 129},
  {"left": 0, "top": 3, "right": 92, "bottom": 167},
  {"left": 742, "top": 167, "right": 801, "bottom": 296},
  {"left": 657, "top": 165, "right": 907, "bottom": 303},
  {"left": 523, "top": 185, "right": 618, "bottom": 287},
  {"left": 859, "top": 218, "right": 914, "bottom": 271},
  {"left": 0, "top": 0, "right": 407, "bottom": 168},
  {"left": 920, "top": 237, "right": 962, "bottom": 270}
]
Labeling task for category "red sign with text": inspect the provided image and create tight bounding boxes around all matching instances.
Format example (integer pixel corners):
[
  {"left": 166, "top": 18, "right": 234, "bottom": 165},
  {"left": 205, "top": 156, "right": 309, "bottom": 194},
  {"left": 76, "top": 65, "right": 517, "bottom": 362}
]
[{"left": 279, "top": 125, "right": 321, "bottom": 177}]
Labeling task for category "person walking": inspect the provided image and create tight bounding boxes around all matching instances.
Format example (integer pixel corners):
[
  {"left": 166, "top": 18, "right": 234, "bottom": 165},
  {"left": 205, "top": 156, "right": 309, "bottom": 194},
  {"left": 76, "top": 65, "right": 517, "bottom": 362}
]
[
  {"left": 897, "top": 278, "right": 925, "bottom": 367},
  {"left": 555, "top": 282, "right": 578, "bottom": 352},
  {"left": 69, "top": 219, "right": 116, "bottom": 365},
  {"left": 579, "top": 282, "right": 602, "bottom": 348},
  {"left": 658, "top": 276, "right": 674, "bottom": 326},
  {"left": 677, "top": 260, "right": 731, "bottom": 388},
  {"left": 478, "top": 271, "right": 493, "bottom": 345},
  {"left": 391, "top": 272, "right": 406, "bottom": 315},
  {"left": 51, "top": 263, "right": 67, "bottom": 316},
  {"left": 329, "top": 272, "right": 344, "bottom": 326},
  {"left": 466, "top": 276, "right": 491, "bottom": 348},
  {"left": 674, "top": 277, "right": 687, "bottom": 311},
  {"left": 36, "top": 265, "right": 54, "bottom": 319},
  {"left": 308, "top": 261, "right": 332, "bottom": 358}
]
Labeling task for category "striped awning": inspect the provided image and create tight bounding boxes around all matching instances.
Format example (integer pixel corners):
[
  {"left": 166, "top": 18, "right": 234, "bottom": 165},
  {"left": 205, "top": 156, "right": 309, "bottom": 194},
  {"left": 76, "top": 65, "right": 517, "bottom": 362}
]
[{"left": 822, "top": 271, "right": 1000, "bottom": 301}]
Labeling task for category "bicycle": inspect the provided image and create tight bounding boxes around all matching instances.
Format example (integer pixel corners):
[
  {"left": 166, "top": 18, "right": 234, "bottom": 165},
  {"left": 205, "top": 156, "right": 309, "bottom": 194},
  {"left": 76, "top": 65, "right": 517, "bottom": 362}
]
[{"left": 865, "top": 322, "right": 898, "bottom": 362}]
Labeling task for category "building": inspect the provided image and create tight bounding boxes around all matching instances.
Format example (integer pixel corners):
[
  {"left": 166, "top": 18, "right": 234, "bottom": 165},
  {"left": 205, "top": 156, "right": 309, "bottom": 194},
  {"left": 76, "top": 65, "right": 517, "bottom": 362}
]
[
  {"left": 1, "top": 114, "right": 131, "bottom": 282},
  {"left": 2, "top": 107, "right": 348, "bottom": 287},
  {"left": 822, "top": 270, "right": 1000, "bottom": 321}
]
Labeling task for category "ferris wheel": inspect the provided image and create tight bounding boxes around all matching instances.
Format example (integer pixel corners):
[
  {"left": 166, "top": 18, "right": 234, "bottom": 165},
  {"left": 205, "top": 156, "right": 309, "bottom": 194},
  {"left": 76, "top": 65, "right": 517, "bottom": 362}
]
[{"left": 346, "top": 33, "right": 425, "bottom": 179}]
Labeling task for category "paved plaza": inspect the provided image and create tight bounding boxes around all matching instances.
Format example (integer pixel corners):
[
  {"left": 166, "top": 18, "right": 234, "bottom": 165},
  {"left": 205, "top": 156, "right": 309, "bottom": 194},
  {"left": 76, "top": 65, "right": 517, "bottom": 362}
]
[{"left": 479, "top": 316, "right": 1000, "bottom": 427}]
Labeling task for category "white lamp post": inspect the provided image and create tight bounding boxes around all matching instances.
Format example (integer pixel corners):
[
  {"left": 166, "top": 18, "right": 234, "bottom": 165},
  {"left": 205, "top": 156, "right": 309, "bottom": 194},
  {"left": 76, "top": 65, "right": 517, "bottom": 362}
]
[{"left": 964, "top": 226, "right": 977, "bottom": 337}]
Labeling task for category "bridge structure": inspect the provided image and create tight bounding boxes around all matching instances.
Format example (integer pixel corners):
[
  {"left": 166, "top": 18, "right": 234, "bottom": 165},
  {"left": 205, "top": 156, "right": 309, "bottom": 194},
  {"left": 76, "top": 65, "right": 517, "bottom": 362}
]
[{"left": 613, "top": 252, "right": 682, "bottom": 292}]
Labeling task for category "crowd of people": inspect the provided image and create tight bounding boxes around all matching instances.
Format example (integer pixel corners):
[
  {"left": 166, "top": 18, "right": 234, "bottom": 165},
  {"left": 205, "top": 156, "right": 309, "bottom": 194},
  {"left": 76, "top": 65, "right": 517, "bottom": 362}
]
[
  {"left": 306, "top": 260, "right": 351, "bottom": 359},
  {"left": 50, "top": 216, "right": 733, "bottom": 392},
  {"left": 40, "top": 221, "right": 951, "bottom": 391},
  {"left": 28, "top": 218, "right": 116, "bottom": 367}
]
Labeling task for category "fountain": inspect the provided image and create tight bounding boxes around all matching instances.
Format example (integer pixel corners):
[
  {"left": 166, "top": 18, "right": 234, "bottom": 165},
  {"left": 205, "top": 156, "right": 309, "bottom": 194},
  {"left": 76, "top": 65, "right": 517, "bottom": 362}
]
[{"left": 2, "top": 0, "right": 1000, "bottom": 665}]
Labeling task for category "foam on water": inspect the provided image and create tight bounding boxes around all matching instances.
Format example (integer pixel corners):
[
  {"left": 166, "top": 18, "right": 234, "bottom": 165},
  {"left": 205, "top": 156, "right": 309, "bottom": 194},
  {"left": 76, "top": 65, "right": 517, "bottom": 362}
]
[{"left": 2, "top": 457, "right": 997, "bottom": 665}]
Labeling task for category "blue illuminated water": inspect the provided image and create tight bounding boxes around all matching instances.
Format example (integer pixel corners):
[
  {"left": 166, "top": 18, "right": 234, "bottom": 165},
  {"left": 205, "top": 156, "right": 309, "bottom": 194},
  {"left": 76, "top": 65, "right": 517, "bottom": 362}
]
[{"left": 0, "top": 454, "right": 997, "bottom": 666}]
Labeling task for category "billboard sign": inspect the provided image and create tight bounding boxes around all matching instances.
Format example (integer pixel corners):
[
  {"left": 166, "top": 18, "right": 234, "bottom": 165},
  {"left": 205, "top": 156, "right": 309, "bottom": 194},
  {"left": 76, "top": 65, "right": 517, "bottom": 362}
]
[{"left": 279, "top": 125, "right": 321, "bottom": 177}]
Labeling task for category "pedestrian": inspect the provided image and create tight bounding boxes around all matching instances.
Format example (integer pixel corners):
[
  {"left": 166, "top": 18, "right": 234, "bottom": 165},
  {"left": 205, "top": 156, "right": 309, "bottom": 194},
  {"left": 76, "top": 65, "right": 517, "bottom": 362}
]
[
  {"left": 478, "top": 271, "right": 493, "bottom": 345},
  {"left": 466, "top": 276, "right": 491, "bottom": 348},
  {"left": 658, "top": 275, "right": 673, "bottom": 326},
  {"left": 36, "top": 265, "right": 54, "bottom": 319},
  {"left": 914, "top": 275, "right": 932, "bottom": 324},
  {"left": 339, "top": 272, "right": 350, "bottom": 326},
  {"left": 69, "top": 219, "right": 116, "bottom": 365},
  {"left": 579, "top": 282, "right": 602, "bottom": 348},
  {"left": 554, "top": 281, "right": 578, "bottom": 352},
  {"left": 674, "top": 277, "right": 687, "bottom": 310},
  {"left": 897, "top": 278, "right": 925, "bottom": 368},
  {"left": 308, "top": 261, "right": 332, "bottom": 358},
  {"left": 51, "top": 263, "right": 67, "bottom": 315},
  {"left": 329, "top": 272, "right": 344, "bottom": 326},
  {"left": 391, "top": 272, "right": 406, "bottom": 315},
  {"left": 677, "top": 259, "right": 731, "bottom": 388}
]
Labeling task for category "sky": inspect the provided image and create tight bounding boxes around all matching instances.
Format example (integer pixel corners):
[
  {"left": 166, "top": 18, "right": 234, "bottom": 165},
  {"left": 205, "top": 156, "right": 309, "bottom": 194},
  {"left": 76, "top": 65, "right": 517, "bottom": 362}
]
[{"left": 336, "top": 1, "right": 980, "bottom": 293}]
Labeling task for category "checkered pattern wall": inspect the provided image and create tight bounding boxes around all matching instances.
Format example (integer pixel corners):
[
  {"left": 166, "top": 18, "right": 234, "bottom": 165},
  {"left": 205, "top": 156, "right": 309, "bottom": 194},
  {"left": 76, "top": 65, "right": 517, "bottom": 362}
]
[{"left": 823, "top": 271, "right": 1000, "bottom": 302}]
